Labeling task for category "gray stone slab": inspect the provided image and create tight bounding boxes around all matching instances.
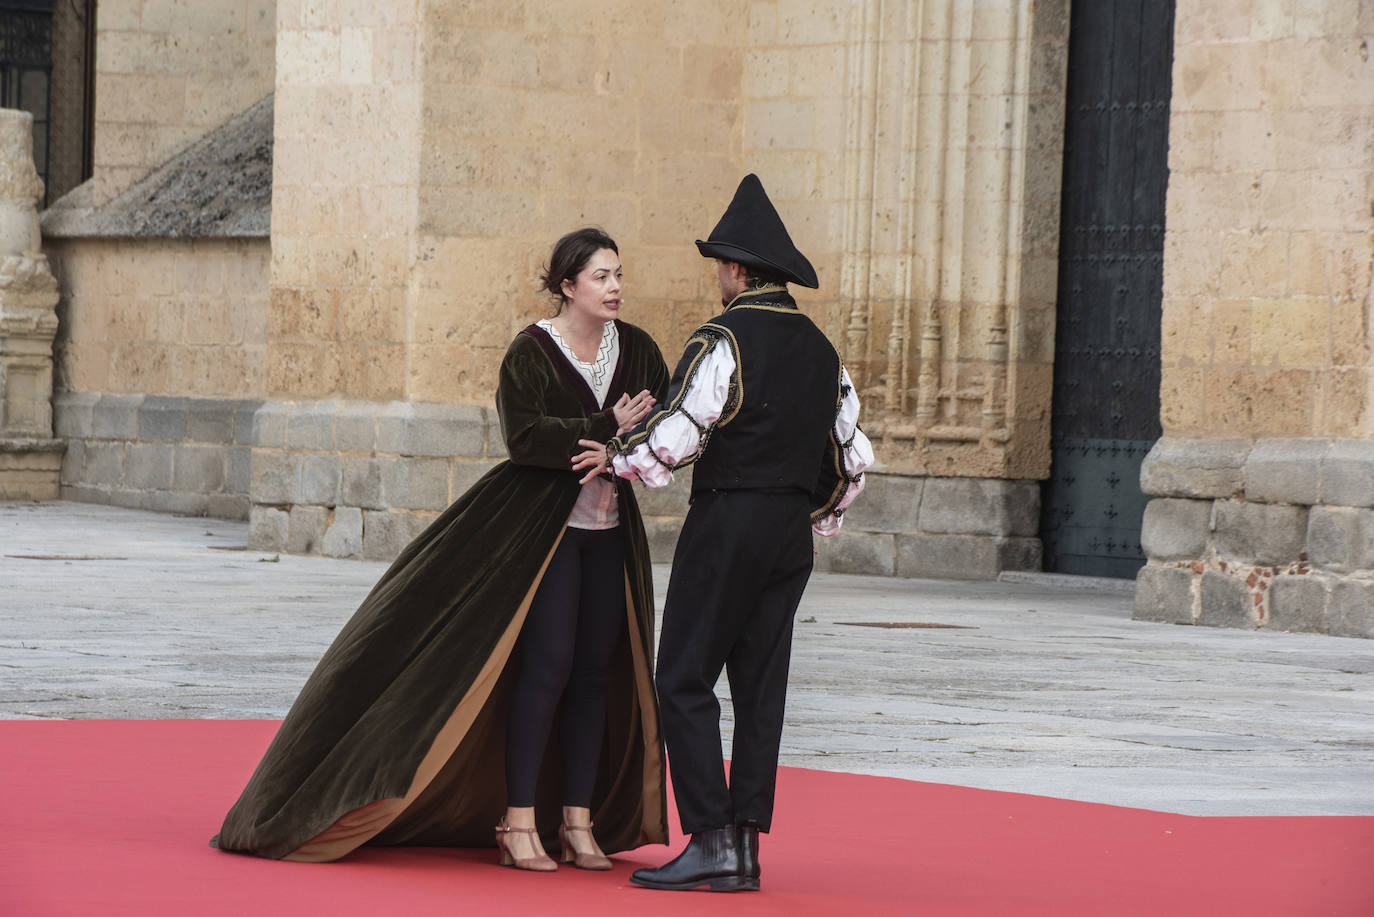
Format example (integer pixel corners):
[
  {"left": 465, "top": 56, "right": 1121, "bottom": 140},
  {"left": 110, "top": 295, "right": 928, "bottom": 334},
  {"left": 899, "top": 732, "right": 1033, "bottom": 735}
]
[
  {"left": 91, "top": 394, "right": 142, "bottom": 440},
  {"left": 1268, "top": 575, "right": 1330, "bottom": 635},
  {"left": 485, "top": 410, "right": 508, "bottom": 459},
  {"left": 287, "top": 505, "right": 329, "bottom": 554},
  {"left": 124, "top": 443, "right": 173, "bottom": 491},
  {"left": 361, "top": 509, "right": 432, "bottom": 561},
  {"left": 1199, "top": 571, "right": 1255, "bottom": 629},
  {"left": 813, "top": 530, "right": 896, "bottom": 576},
  {"left": 137, "top": 396, "right": 190, "bottom": 443},
  {"left": 1307, "top": 506, "right": 1374, "bottom": 574},
  {"left": 206, "top": 493, "right": 249, "bottom": 521},
  {"left": 450, "top": 459, "right": 501, "bottom": 498},
  {"left": 841, "top": 473, "right": 923, "bottom": 533},
  {"left": 1214, "top": 501, "right": 1308, "bottom": 566},
  {"left": 897, "top": 532, "right": 1025, "bottom": 580},
  {"left": 917, "top": 478, "right": 1040, "bottom": 536},
  {"left": 251, "top": 402, "right": 290, "bottom": 449},
  {"left": 248, "top": 505, "right": 287, "bottom": 551},
  {"left": 1140, "top": 497, "right": 1212, "bottom": 562},
  {"left": 1329, "top": 580, "right": 1374, "bottom": 639},
  {"left": 340, "top": 456, "right": 388, "bottom": 509},
  {"left": 377, "top": 402, "right": 486, "bottom": 458},
  {"left": 1244, "top": 438, "right": 1328, "bottom": 506},
  {"left": 1133, "top": 564, "right": 1196, "bottom": 624},
  {"left": 1140, "top": 437, "right": 1250, "bottom": 499},
  {"left": 249, "top": 450, "right": 300, "bottom": 505},
  {"left": 83, "top": 441, "right": 126, "bottom": 487},
  {"left": 231, "top": 400, "right": 263, "bottom": 446},
  {"left": 227, "top": 446, "right": 252, "bottom": 495},
  {"left": 633, "top": 473, "right": 692, "bottom": 517},
  {"left": 185, "top": 399, "right": 237, "bottom": 445},
  {"left": 58, "top": 438, "right": 84, "bottom": 486},
  {"left": 384, "top": 458, "right": 450, "bottom": 512},
  {"left": 297, "top": 453, "right": 340, "bottom": 506},
  {"left": 644, "top": 517, "right": 681, "bottom": 562},
  {"left": 172, "top": 444, "right": 226, "bottom": 493},
  {"left": 1321, "top": 439, "right": 1374, "bottom": 508},
  {"left": 138, "top": 490, "right": 210, "bottom": 517},
  {"left": 52, "top": 391, "right": 99, "bottom": 439},
  {"left": 286, "top": 400, "right": 340, "bottom": 452},
  {"left": 322, "top": 506, "right": 363, "bottom": 558},
  {"left": 334, "top": 402, "right": 379, "bottom": 454}
]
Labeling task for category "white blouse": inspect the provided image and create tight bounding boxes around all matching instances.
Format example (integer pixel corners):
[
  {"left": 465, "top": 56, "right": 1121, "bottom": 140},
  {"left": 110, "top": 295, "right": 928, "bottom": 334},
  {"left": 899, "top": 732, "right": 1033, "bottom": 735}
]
[
  {"left": 539, "top": 319, "right": 621, "bottom": 531},
  {"left": 610, "top": 339, "right": 874, "bottom": 535}
]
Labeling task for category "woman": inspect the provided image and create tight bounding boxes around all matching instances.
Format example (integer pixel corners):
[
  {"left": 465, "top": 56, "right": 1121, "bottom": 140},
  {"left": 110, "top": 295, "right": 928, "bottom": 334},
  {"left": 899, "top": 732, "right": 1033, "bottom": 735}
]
[{"left": 213, "top": 228, "right": 671, "bottom": 871}]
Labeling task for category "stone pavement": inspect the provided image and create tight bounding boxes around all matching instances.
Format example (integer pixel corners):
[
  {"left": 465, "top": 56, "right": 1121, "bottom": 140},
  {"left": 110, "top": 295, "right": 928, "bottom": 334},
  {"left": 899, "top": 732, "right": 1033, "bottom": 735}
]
[{"left": 3, "top": 501, "right": 1373, "bottom": 818}]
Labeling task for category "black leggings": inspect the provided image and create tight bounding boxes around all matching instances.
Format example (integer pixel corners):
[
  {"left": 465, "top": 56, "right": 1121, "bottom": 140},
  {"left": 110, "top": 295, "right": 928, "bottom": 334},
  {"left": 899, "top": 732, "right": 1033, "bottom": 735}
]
[{"left": 505, "top": 526, "right": 626, "bottom": 808}]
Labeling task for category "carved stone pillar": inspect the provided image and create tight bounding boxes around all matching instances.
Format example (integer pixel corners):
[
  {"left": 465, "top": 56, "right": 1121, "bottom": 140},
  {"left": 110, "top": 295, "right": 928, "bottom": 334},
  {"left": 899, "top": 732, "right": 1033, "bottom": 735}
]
[{"left": 0, "top": 108, "right": 64, "bottom": 500}]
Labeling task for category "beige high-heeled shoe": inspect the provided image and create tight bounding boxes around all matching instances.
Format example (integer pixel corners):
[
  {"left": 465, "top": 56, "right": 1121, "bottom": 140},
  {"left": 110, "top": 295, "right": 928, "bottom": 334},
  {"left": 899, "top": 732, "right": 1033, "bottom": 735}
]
[
  {"left": 559, "top": 822, "right": 612, "bottom": 870},
  {"left": 495, "top": 817, "right": 557, "bottom": 872}
]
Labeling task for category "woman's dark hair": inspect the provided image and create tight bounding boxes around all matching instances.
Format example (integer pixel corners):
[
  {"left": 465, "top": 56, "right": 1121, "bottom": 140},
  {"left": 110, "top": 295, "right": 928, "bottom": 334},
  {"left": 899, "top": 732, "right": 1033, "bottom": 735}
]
[{"left": 540, "top": 227, "right": 619, "bottom": 313}]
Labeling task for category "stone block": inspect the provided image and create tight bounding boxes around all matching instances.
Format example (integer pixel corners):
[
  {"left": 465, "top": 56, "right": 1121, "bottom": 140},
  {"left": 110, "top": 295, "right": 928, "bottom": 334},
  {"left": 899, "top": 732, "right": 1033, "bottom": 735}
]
[
  {"left": 1133, "top": 565, "right": 1196, "bottom": 625},
  {"left": 286, "top": 400, "right": 340, "bottom": 451},
  {"left": 1268, "top": 575, "right": 1330, "bottom": 634},
  {"left": 633, "top": 474, "right": 692, "bottom": 518},
  {"left": 249, "top": 505, "right": 288, "bottom": 551},
  {"left": 227, "top": 446, "right": 252, "bottom": 495},
  {"left": 137, "top": 396, "right": 190, "bottom": 443},
  {"left": 896, "top": 533, "right": 1035, "bottom": 580},
  {"left": 250, "top": 450, "right": 301, "bottom": 504},
  {"left": 449, "top": 459, "right": 501, "bottom": 499},
  {"left": 287, "top": 505, "right": 330, "bottom": 554},
  {"left": 138, "top": 491, "right": 210, "bottom": 517},
  {"left": 1329, "top": 580, "right": 1374, "bottom": 639},
  {"left": 53, "top": 391, "right": 99, "bottom": 439},
  {"left": 384, "top": 457, "right": 451, "bottom": 511},
  {"left": 643, "top": 516, "right": 682, "bottom": 563},
  {"left": 341, "top": 456, "right": 389, "bottom": 509},
  {"left": 813, "top": 531, "right": 896, "bottom": 576},
  {"left": 206, "top": 493, "right": 249, "bottom": 521},
  {"left": 251, "top": 402, "right": 291, "bottom": 449},
  {"left": 173, "top": 444, "right": 226, "bottom": 493},
  {"left": 1140, "top": 497, "right": 1212, "bottom": 562},
  {"left": 1140, "top": 437, "right": 1249, "bottom": 499},
  {"left": 322, "top": 506, "right": 364, "bottom": 558},
  {"left": 124, "top": 443, "right": 173, "bottom": 491},
  {"left": 1214, "top": 501, "right": 1308, "bottom": 566},
  {"left": 377, "top": 402, "right": 486, "bottom": 458},
  {"left": 1244, "top": 438, "right": 1328, "bottom": 505},
  {"left": 298, "top": 453, "right": 340, "bottom": 505},
  {"left": 1321, "top": 439, "right": 1374, "bottom": 508},
  {"left": 486, "top": 409, "right": 508, "bottom": 459},
  {"left": 1307, "top": 506, "right": 1374, "bottom": 573},
  {"left": 1199, "top": 571, "right": 1255, "bottom": 629},
  {"left": 841, "top": 473, "right": 922, "bottom": 534},
  {"left": 91, "top": 393, "right": 142, "bottom": 440},
  {"left": 59, "top": 439, "right": 84, "bottom": 485},
  {"left": 335, "top": 401, "right": 379, "bottom": 453},
  {"left": 917, "top": 478, "right": 1040, "bottom": 536},
  {"left": 185, "top": 399, "right": 237, "bottom": 444},
  {"left": 232, "top": 400, "right": 263, "bottom": 446},
  {"left": 83, "top": 441, "right": 126, "bottom": 487},
  {"left": 362, "top": 510, "right": 432, "bottom": 561}
]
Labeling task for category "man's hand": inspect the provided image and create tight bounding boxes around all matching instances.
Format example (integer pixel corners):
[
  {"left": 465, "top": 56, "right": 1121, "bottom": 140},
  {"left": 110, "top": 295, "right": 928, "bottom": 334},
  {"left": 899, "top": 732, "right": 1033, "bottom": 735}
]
[
  {"left": 572, "top": 439, "right": 610, "bottom": 485},
  {"left": 613, "top": 389, "right": 656, "bottom": 434}
]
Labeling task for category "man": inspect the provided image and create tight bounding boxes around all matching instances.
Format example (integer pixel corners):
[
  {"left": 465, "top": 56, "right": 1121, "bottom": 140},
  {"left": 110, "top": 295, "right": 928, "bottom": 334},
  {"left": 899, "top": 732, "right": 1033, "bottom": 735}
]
[{"left": 594, "top": 174, "right": 873, "bottom": 892}]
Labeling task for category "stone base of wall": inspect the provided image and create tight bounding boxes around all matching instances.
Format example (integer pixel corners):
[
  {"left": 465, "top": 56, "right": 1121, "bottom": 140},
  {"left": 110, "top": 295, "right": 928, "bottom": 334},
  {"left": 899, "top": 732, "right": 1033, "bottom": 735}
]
[
  {"left": 1136, "top": 437, "right": 1374, "bottom": 639},
  {"left": 54, "top": 392, "right": 257, "bottom": 518},
  {"left": 0, "top": 438, "right": 65, "bottom": 500}
]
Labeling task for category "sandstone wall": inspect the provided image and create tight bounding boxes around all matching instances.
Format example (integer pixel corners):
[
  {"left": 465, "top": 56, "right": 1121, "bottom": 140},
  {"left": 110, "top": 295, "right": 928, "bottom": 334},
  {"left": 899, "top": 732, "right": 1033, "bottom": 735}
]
[{"left": 93, "top": 0, "right": 276, "bottom": 204}]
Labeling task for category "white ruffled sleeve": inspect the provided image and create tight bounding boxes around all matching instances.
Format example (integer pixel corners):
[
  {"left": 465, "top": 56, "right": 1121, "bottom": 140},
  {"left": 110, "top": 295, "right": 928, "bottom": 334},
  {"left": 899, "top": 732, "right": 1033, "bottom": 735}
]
[{"left": 812, "top": 365, "right": 874, "bottom": 536}]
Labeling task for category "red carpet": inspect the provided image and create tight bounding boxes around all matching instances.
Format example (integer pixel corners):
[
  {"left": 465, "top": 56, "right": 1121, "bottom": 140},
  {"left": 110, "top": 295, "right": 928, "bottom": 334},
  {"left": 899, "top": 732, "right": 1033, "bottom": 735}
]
[{"left": 1, "top": 720, "right": 1370, "bottom": 916}]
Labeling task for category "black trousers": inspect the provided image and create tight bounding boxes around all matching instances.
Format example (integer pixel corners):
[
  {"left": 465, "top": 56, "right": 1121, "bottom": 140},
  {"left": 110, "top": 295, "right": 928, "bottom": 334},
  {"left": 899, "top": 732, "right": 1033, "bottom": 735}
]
[
  {"left": 505, "top": 526, "right": 626, "bottom": 808},
  {"left": 655, "top": 489, "right": 814, "bottom": 834}
]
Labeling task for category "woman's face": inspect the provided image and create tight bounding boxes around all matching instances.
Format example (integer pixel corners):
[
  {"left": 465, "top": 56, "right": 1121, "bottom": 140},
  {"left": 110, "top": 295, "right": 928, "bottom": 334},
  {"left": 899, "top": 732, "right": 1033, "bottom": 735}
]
[{"left": 561, "top": 248, "right": 622, "bottom": 322}]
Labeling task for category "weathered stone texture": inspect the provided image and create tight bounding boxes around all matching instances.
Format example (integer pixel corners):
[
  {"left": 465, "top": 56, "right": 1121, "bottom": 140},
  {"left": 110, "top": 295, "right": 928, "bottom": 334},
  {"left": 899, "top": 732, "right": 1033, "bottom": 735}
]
[
  {"left": 1213, "top": 501, "right": 1308, "bottom": 566},
  {"left": 1268, "top": 575, "right": 1330, "bottom": 635},
  {"left": 286, "top": 505, "right": 329, "bottom": 555},
  {"left": 1139, "top": 438, "right": 1248, "bottom": 498},
  {"left": 322, "top": 506, "right": 364, "bottom": 559},
  {"left": 841, "top": 474, "right": 923, "bottom": 534},
  {"left": 813, "top": 531, "right": 896, "bottom": 577},
  {"left": 1321, "top": 440, "right": 1374, "bottom": 508},
  {"left": 896, "top": 534, "right": 1039, "bottom": 581},
  {"left": 1244, "top": 438, "right": 1328, "bottom": 505},
  {"left": 1134, "top": 565, "right": 1196, "bottom": 625},
  {"left": 1328, "top": 581, "right": 1374, "bottom": 639},
  {"left": 1307, "top": 507, "right": 1374, "bottom": 574},
  {"left": 1140, "top": 498, "right": 1212, "bottom": 562},
  {"left": 1199, "top": 571, "right": 1254, "bottom": 629}
]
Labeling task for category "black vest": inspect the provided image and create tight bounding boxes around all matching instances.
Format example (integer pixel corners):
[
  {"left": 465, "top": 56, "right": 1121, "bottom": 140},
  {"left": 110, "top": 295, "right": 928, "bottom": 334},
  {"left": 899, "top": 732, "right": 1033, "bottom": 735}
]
[{"left": 691, "top": 290, "right": 841, "bottom": 494}]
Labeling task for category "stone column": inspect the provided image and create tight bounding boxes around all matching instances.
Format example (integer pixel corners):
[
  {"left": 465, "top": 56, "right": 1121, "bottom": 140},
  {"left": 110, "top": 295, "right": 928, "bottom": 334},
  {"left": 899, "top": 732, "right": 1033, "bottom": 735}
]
[{"left": 0, "top": 108, "right": 64, "bottom": 500}]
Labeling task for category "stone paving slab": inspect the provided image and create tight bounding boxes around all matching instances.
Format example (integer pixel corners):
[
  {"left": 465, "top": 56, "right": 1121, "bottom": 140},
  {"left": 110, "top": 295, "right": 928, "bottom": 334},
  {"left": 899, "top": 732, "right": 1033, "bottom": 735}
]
[{"left": 2, "top": 501, "right": 1373, "bottom": 817}]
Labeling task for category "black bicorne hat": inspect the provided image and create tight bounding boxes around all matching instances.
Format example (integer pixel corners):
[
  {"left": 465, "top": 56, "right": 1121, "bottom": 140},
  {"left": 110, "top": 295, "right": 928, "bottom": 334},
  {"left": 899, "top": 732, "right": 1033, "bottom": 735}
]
[{"left": 695, "top": 174, "right": 819, "bottom": 289}]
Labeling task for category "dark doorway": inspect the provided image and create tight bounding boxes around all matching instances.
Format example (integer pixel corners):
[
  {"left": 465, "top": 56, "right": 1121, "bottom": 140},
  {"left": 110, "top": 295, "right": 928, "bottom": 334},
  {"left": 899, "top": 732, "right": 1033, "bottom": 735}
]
[{"left": 1040, "top": 0, "right": 1175, "bottom": 579}]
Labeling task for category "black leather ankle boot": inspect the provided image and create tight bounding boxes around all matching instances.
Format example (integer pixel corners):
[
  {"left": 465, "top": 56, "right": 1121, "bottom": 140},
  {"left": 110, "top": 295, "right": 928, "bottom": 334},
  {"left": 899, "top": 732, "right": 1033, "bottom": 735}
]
[
  {"left": 629, "top": 826, "right": 751, "bottom": 892},
  {"left": 737, "top": 822, "right": 761, "bottom": 890}
]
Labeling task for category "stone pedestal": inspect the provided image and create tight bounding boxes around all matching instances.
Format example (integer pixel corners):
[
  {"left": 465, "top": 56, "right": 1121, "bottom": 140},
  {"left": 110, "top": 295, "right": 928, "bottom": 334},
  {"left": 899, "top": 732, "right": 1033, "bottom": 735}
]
[{"left": 0, "top": 108, "right": 63, "bottom": 499}]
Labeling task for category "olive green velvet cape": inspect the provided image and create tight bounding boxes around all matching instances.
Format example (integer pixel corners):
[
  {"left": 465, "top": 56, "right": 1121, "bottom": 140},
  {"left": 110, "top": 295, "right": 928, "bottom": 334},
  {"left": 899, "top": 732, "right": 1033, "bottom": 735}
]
[{"left": 213, "top": 320, "right": 671, "bottom": 861}]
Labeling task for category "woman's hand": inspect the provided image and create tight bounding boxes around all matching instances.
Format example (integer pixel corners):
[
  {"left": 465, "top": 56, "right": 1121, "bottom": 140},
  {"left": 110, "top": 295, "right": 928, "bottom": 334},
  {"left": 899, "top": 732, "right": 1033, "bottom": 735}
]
[
  {"left": 572, "top": 439, "right": 610, "bottom": 485},
  {"left": 613, "top": 390, "right": 656, "bottom": 434}
]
